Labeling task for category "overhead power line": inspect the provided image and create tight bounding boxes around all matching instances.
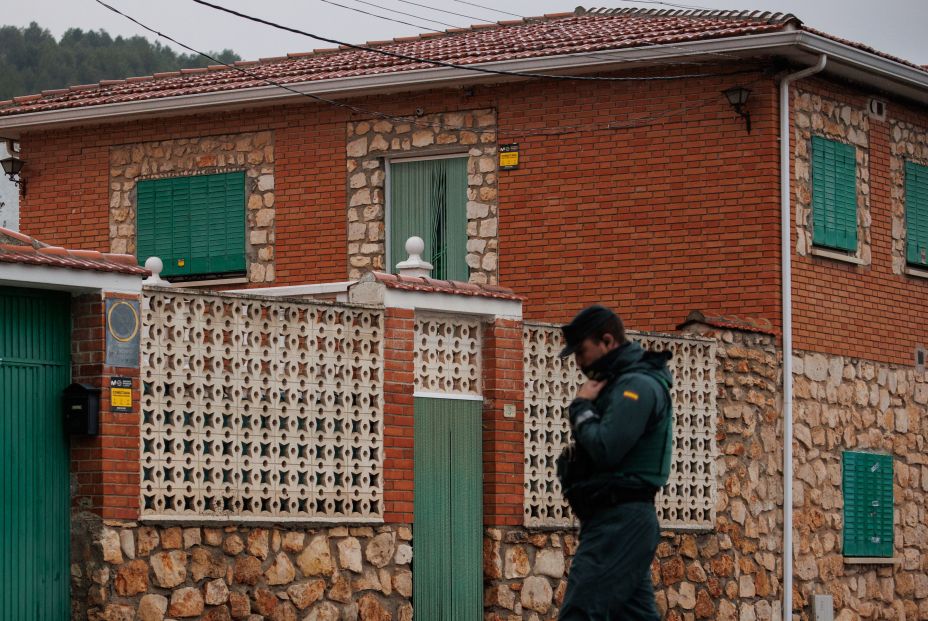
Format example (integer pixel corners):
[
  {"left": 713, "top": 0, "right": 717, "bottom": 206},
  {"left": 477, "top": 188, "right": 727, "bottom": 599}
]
[
  {"left": 93, "top": 0, "right": 756, "bottom": 140},
  {"left": 389, "top": 0, "right": 491, "bottom": 23},
  {"left": 448, "top": 0, "right": 522, "bottom": 19},
  {"left": 189, "top": 0, "right": 756, "bottom": 82},
  {"left": 317, "top": 0, "right": 458, "bottom": 30}
]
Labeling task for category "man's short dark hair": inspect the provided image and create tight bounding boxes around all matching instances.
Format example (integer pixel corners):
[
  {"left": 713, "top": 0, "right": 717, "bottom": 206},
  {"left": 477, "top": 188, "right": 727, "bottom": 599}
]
[
  {"left": 559, "top": 305, "right": 628, "bottom": 357},
  {"left": 588, "top": 314, "right": 626, "bottom": 345}
]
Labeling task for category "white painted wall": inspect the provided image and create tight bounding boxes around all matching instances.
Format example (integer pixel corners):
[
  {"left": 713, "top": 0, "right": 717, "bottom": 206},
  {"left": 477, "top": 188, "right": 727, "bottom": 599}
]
[{"left": 0, "top": 143, "right": 20, "bottom": 231}]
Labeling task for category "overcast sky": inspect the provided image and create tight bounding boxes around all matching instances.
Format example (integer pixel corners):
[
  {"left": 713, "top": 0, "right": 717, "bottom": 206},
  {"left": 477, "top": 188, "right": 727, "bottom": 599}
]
[{"left": 5, "top": 0, "right": 928, "bottom": 67}]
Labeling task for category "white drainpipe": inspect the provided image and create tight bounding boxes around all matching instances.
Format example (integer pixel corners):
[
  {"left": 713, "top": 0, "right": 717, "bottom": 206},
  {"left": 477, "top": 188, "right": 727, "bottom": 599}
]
[{"left": 779, "top": 53, "right": 827, "bottom": 621}]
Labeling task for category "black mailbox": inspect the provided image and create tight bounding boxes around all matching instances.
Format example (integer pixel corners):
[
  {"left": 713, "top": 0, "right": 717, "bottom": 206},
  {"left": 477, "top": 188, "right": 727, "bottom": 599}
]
[{"left": 63, "top": 383, "right": 100, "bottom": 436}]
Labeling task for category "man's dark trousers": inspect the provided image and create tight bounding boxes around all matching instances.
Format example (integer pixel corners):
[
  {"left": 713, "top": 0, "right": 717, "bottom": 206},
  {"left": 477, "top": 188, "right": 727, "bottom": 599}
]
[{"left": 558, "top": 502, "right": 661, "bottom": 620}]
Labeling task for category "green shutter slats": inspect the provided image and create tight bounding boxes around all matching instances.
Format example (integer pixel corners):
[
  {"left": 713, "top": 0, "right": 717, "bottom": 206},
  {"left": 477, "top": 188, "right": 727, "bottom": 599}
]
[
  {"left": 390, "top": 158, "right": 468, "bottom": 281},
  {"left": 414, "top": 397, "right": 482, "bottom": 620},
  {"left": 811, "top": 136, "right": 858, "bottom": 252},
  {"left": 843, "top": 451, "right": 894, "bottom": 558},
  {"left": 1, "top": 287, "right": 71, "bottom": 620},
  {"left": 905, "top": 161, "right": 928, "bottom": 266},
  {"left": 136, "top": 172, "right": 246, "bottom": 277}
]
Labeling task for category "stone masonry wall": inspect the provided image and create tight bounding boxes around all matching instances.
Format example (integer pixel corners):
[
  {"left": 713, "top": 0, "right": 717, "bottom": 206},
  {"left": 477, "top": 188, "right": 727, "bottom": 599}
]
[
  {"left": 345, "top": 109, "right": 498, "bottom": 283},
  {"left": 73, "top": 520, "right": 412, "bottom": 621},
  {"left": 792, "top": 351, "right": 928, "bottom": 620},
  {"left": 484, "top": 328, "right": 785, "bottom": 621},
  {"left": 109, "top": 131, "right": 276, "bottom": 283},
  {"left": 794, "top": 89, "right": 872, "bottom": 263},
  {"left": 889, "top": 119, "right": 928, "bottom": 273}
]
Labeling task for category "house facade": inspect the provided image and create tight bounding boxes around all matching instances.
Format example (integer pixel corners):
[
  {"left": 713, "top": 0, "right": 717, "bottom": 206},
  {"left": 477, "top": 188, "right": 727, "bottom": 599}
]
[{"left": 1, "top": 6, "right": 928, "bottom": 621}]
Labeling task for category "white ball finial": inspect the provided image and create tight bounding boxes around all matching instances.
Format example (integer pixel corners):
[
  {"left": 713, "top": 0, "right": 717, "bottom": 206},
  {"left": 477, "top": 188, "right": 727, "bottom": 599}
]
[
  {"left": 405, "top": 236, "right": 425, "bottom": 257},
  {"left": 143, "top": 256, "right": 169, "bottom": 286},
  {"left": 395, "top": 235, "right": 433, "bottom": 278}
]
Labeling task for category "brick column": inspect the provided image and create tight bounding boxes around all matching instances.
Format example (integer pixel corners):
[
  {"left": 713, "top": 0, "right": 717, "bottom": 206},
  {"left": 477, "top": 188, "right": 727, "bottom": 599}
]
[
  {"left": 70, "top": 291, "right": 141, "bottom": 520},
  {"left": 382, "top": 307, "right": 415, "bottom": 523},
  {"left": 481, "top": 318, "right": 525, "bottom": 526}
]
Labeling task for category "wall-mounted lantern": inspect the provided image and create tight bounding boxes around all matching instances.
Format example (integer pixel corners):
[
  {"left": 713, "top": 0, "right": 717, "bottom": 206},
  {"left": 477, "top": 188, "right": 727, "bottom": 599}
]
[
  {"left": 723, "top": 86, "right": 752, "bottom": 134},
  {"left": 0, "top": 154, "right": 25, "bottom": 196}
]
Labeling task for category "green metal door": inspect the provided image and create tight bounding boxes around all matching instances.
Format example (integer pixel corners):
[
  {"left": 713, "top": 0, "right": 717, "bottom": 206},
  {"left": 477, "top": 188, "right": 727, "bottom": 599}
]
[
  {"left": 0, "top": 287, "right": 71, "bottom": 620},
  {"left": 414, "top": 397, "right": 482, "bottom": 620}
]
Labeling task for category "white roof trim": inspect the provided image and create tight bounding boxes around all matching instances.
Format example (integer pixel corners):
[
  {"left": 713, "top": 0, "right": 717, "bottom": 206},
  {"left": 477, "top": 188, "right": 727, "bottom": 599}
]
[
  {"left": 2, "top": 31, "right": 927, "bottom": 136},
  {"left": 381, "top": 288, "right": 522, "bottom": 319},
  {"left": 228, "top": 282, "right": 353, "bottom": 298},
  {"left": 0, "top": 263, "right": 143, "bottom": 294}
]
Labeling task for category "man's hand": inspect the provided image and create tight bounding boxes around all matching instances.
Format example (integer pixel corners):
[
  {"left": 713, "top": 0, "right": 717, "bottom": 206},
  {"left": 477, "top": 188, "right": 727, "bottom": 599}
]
[{"left": 576, "top": 379, "right": 606, "bottom": 401}]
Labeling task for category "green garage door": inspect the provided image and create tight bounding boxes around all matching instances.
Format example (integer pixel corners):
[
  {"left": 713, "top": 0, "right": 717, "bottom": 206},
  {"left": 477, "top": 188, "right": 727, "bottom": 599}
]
[
  {"left": 414, "top": 397, "right": 482, "bottom": 621},
  {"left": 0, "top": 287, "right": 71, "bottom": 620}
]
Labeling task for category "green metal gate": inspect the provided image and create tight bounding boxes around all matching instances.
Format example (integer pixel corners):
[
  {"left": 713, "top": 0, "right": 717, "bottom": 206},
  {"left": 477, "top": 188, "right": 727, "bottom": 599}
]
[
  {"left": 0, "top": 287, "right": 71, "bottom": 620},
  {"left": 413, "top": 397, "right": 482, "bottom": 620}
]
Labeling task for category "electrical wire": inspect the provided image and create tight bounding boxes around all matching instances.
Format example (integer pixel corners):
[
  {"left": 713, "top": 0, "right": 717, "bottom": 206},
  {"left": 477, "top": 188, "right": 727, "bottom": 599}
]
[
  {"left": 317, "top": 0, "right": 458, "bottom": 30},
  {"left": 504, "top": 75, "right": 761, "bottom": 137},
  {"left": 315, "top": 0, "right": 749, "bottom": 70},
  {"left": 448, "top": 0, "right": 521, "bottom": 19},
  {"left": 189, "top": 0, "right": 757, "bottom": 82},
  {"left": 319, "top": 0, "right": 728, "bottom": 70},
  {"left": 92, "top": 0, "right": 448, "bottom": 130},
  {"left": 389, "top": 0, "right": 491, "bottom": 23},
  {"left": 93, "top": 0, "right": 757, "bottom": 141}
]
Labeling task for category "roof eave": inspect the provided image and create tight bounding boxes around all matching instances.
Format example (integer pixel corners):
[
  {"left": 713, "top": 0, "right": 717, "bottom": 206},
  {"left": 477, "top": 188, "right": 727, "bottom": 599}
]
[{"left": 1, "top": 31, "right": 926, "bottom": 137}]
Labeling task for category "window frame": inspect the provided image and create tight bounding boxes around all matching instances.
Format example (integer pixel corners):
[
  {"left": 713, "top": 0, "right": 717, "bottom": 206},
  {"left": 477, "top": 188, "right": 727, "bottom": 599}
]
[
  {"left": 136, "top": 171, "right": 247, "bottom": 280},
  {"left": 842, "top": 450, "right": 894, "bottom": 559},
  {"left": 385, "top": 152, "right": 470, "bottom": 279},
  {"left": 904, "top": 159, "right": 928, "bottom": 268},
  {"left": 810, "top": 135, "right": 859, "bottom": 254}
]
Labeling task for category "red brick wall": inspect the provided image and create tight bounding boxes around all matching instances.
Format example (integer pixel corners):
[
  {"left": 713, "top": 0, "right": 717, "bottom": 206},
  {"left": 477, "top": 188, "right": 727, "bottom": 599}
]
[
  {"left": 24, "top": 72, "right": 928, "bottom": 366},
  {"left": 382, "top": 307, "right": 415, "bottom": 523},
  {"left": 790, "top": 78, "right": 928, "bottom": 365},
  {"left": 481, "top": 319, "right": 525, "bottom": 526},
  {"left": 21, "top": 105, "right": 350, "bottom": 286},
  {"left": 497, "top": 72, "right": 783, "bottom": 331},
  {"left": 70, "top": 292, "right": 141, "bottom": 520},
  {"left": 19, "top": 68, "right": 782, "bottom": 337}
]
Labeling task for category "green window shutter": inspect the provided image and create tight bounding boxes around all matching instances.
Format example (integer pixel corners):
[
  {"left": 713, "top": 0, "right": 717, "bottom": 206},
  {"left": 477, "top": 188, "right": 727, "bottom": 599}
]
[
  {"left": 905, "top": 161, "right": 928, "bottom": 266},
  {"left": 811, "top": 136, "right": 858, "bottom": 252},
  {"left": 390, "top": 158, "right": 468, "bottom": 281},
  {"left": 842, "top": 451, "right": 894, "bottom": 558},
  {"left": 136, "top": 172, "right": 246, "bottom": 277}
]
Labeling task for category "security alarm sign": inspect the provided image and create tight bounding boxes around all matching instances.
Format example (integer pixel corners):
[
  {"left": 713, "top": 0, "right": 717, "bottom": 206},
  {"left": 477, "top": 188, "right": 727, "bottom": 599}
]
[
  {"left": 110, "top": 377, "right": 133, "bottom": 413},
  {"left": 499, "top": 143, "right": 519, "bottom": 170}
]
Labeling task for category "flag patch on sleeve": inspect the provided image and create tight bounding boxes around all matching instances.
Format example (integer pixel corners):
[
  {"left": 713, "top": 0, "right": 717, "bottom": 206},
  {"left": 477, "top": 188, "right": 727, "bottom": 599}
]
[{"left": 623, "top": 390, "right": 639, "bottom": 401}]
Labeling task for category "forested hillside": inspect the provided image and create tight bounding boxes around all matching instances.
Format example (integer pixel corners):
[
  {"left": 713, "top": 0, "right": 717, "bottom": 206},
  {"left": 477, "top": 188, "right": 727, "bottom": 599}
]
[{"left": 0, "top": 22, "right": 239, "bottom": 100}]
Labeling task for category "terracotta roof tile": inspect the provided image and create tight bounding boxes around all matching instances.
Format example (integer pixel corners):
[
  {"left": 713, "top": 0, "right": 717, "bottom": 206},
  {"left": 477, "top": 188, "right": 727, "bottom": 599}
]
[
  {"left": 370, "top": 271, "right": 522, "bottom": 300},
  {"left": 0, "top": 9, "right": 789, "bottom": 118},
  {"left": 0, "top": 227, "right": 149, "bottom": 276},
  {"left": 0, "top": 8, "right": 921, "bottom": 120}
]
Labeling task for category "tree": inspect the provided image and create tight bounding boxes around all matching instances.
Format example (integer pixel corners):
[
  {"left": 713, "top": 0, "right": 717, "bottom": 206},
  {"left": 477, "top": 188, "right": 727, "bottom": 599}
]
[{"left": 0, "top": 22, "right": 239, "bottom": 101}]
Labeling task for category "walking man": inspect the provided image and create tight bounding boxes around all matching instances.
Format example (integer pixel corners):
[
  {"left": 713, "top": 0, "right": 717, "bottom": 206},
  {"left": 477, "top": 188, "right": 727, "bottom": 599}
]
[{"left": 556, "top": 305, "right": 673, "bottom": 620}]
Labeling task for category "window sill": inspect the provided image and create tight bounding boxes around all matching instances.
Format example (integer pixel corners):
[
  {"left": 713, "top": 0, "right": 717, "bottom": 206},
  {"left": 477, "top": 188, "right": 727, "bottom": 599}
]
[
  {"left": 168, "top": 276, "right": 250, "bottom": 288},
  {"left": 810, "top": 247, "right": 866, "bottom": 265},
  {"left": 843, "top": 557, "right": 901, "bottom": 565},
  {"left": 904, "top": 266, "right": 928, "bottom": 280}
]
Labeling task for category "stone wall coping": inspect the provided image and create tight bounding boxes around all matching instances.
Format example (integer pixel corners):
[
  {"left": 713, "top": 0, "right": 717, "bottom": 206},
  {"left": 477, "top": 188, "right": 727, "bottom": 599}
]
[
  {"left": 810, "top": 246, "right": 867, "bottom": 265},
  {"left": 903, "top": 265, "right": 928, "bottom": 280},
  {"left": 524, "top": 319, "right": 723, "bottom": 342},
  {"left": 843, "top": 556, "right": 902, "bottom": 565},
  {"left": 167, "top": 276, "right": 249, "bottom": 288},
  {"left": 138, "top": 517, "right": 385, "bottom": 527},
  {"left": 141, "top": 284, "right": 381, "bottom": 311}
]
